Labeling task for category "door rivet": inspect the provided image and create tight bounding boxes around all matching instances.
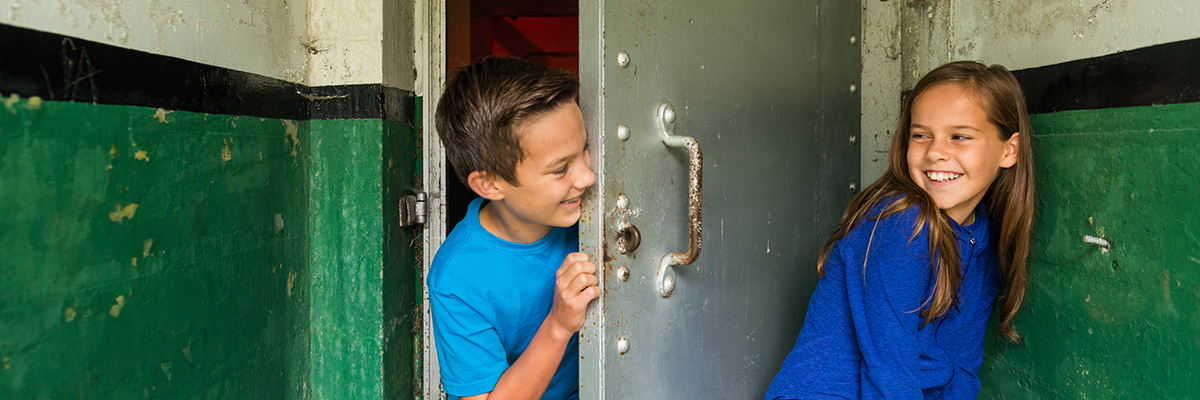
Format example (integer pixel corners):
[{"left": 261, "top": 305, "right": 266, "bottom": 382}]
[
  {"left": 849, "top": 83, "right": 858, "bottom": 94},
  {"left": 616, "top": 194, "right": 630, "bottom": 210},
  {"left": 661, "top": 104, "right": 676, "bottom": 124},
  {"left": 617, "top": 265, "right": 630, "bottom": 282},
  {"left": 850, "top": 34, "right": 858, "bottom": 45},
  {"left": 850, "top": 182, "right": 858, "bottom": 193},
  {"left": 617, "top": 337, "right": 630, "bottom": 355},
  {"left": 618, "top": 124, "right": 630, "bottom": 141},
  {"left": 618, "top": 51, "right": 631, "bottom": 68},
  {"left": 849, "top": 133, "right": 858, "bottom": 145}
]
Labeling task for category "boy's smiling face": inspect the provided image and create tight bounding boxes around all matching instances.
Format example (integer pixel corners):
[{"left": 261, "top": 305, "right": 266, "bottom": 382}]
[{"left": 477, "top": 102, "right": 595, "bottom": 243}]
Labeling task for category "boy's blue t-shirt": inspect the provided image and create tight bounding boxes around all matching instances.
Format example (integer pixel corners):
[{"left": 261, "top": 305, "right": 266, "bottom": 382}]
[{"left": 428, "top": 197, "right": 580, "bottom": 400}]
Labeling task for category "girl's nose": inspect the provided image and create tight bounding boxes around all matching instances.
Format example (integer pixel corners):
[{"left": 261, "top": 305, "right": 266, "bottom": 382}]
[{"left": 927, "top": 137, "right": 951, "bottom": 161}]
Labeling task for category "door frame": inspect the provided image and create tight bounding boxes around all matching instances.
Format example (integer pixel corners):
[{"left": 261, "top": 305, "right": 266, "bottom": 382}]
[{"left": 416, "top": 0, "right": 448, "bottom": 398}]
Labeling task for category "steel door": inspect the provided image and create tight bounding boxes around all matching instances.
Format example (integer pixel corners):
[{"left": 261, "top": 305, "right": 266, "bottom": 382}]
[{"left": 577, "top": 0, "right": 861, "bottom": 398}]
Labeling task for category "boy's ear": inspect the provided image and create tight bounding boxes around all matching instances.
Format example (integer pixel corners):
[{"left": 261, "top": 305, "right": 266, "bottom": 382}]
[
  {"left": 467, "top": 171, "right": 505, "bottom": 201},
  {"left": 999, "top": 132, "right": 1020, "bottom": 169}
]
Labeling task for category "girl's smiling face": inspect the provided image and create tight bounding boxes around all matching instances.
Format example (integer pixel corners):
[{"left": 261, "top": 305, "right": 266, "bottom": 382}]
[{"left": 907, "top": 84, "right": 1020, "bottom": 224}]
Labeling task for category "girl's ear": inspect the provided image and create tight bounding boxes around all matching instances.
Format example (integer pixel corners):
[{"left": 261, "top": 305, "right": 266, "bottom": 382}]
[
  {"left": 999, "top": 132, "right": 1020, "bottom": 168},
  {"left": 467, "top": 171, "right": 506, "bottom": 201}
]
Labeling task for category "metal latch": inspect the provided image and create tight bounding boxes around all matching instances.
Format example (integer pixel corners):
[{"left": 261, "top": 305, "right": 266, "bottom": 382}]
[{"left": 399, "top": 191, "right": 427, "bottom": 227}]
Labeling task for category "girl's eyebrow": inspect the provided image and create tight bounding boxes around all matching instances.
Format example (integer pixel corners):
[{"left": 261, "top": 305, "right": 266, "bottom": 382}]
[{"left": 909, "top": 123, "right": 981, "bottom": 132}]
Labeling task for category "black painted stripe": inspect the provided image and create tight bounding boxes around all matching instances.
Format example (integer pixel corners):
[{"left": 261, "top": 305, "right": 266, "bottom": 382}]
[
  {"left": 0, "top": 23, "right": 412, "bottom": 122},
  {"left": 1013, "top": 38, "right": 1200, "bottom": 114}
]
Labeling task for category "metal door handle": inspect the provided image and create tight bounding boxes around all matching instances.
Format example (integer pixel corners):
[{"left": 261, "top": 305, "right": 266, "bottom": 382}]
[{"left": 655, "top": 103, "right": 702, "bottom": 297}]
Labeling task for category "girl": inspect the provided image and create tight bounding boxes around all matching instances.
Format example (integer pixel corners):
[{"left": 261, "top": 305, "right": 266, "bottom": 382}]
[{"left": 765, "top": 61, "right": 1036, "bottom": 399}]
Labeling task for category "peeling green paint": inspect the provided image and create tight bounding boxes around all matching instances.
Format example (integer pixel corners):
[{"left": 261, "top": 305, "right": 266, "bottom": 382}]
[
  {"left": 981, "top": 102, "right": 1200, "bottom": 398},
  {"left": 0, "top": 97, "right": 419, "bottom": 399}
]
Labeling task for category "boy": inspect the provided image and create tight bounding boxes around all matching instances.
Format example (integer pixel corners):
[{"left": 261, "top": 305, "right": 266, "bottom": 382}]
[{"left": 428, "top": 56, "right": 600, "bottom": 400}]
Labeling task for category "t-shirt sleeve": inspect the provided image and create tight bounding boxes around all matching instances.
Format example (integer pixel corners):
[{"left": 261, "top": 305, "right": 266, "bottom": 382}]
[
  {"left": 429, "top": 285, "right": 508, "bottom": 397},
  {"left": 841, "top": 207, "right": 931, "bottom": 400}
]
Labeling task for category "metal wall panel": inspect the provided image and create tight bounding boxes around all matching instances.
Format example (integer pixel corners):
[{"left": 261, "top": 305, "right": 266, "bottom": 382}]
[{"left": 579, "top": 0, "right": 861, "bottom": 398}]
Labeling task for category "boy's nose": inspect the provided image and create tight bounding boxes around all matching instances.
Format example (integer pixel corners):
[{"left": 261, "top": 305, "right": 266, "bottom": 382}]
[{"left": 576, "top": 165, "right": 597, "bottom": 189}]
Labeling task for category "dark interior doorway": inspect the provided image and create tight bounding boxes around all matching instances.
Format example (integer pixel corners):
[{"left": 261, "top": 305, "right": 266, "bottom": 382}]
[{"left": 444, "top": 0, "right": 579, "bottom": 231}]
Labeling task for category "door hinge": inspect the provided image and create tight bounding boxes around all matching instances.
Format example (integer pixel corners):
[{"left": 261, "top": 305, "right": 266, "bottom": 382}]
[{"left": 399, "top": 191, "right": 427, "bottom": 227}]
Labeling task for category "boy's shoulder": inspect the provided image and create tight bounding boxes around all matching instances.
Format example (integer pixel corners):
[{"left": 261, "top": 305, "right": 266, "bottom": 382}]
[
  {"left": 428, "top": 201, "right": 578, "bottom": 295},
  {"left": 427, "top": 218, "right": 491, "bottom": 294}
]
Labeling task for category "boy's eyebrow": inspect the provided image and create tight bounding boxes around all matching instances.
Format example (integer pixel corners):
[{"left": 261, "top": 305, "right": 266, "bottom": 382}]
[
  {"left": 547, "top": 153, "right": 577, "bottom": 169},
  {"left": 546, "top": 143, "right": 588, "bottom": 169}
]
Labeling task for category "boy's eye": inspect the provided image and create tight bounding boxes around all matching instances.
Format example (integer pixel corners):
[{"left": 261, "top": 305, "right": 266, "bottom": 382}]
[
  {"left": 952, "top": 134, "right": 971, "bottom": 140},
  {"left": 909, "top": 132, "right": 930, "bottom": 141},
  {"left": 553, "top": 165, "right": 569, "bottom": 175}
]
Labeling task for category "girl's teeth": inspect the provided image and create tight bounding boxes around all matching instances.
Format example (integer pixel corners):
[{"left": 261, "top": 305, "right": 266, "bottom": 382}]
[{"left": 928, "top": 172, "right": 960, "bottom": 182}]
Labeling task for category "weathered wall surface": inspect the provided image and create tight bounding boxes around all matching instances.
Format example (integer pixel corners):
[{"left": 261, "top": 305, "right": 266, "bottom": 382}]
[
  {"left": 980, "top": 103, "right": 1200, "bottom": 398},
  {"left": 0, "top": 1, "right": 421, "bottom": 398},
  {"left": 859, "top": 1, "right": 1200, "bottom": 397},
  {"left": 0, "top": 0, "right": 311, "bottom": 84},
  {"left": 0, "top": 97, "right": 314, "bottom": 398},
  {"left": 861, "top": 0, "right": 1200, "bottom": 182}
]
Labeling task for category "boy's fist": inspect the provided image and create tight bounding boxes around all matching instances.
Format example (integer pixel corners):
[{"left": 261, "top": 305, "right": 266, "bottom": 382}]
[{"left": 548, "top": 252, "right": 600, "bottom": 338}]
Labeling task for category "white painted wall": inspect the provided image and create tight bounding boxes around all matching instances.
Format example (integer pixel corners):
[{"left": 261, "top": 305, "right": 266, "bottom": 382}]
[
  {"left": 860, "top": 0, "right": 1200, "bottom": 183},
  {"left": 1, "top": 0, "right": 416, "bottom": 89},
  {"left": 2, "top": 0, "right": 311, "bottom": 83}
]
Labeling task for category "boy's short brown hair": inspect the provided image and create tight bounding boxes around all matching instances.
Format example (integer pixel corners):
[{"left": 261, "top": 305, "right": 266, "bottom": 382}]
[{"left": 435, "top": 56, "right": 580, "bottom": 186}]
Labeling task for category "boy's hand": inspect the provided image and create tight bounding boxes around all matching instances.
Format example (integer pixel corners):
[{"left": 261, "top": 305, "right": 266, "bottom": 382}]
[{"left": 548, "top": 252, "right": 600, "bottom": 339}]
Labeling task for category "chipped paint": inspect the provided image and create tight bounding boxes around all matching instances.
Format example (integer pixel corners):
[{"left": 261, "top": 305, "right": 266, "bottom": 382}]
[
  {"left": 152, "top": 108, "right": 172, "bottom": 123},
  {"left": 109, "top": 295, "right": 126, "bottom": 318},
  {"left": 182, "top": 342, "right": 193, "bottom": 363},
  {"left": 274, "top": 213, "right": 284, "bottom": 233},
  {"left": 108, "top": 203, "right": 139, "bottom": 222},
  {"left": 283, "top": 119, "right": 300, "bottom": 156},
  {"left": 64, "top": 307, "right": 77, "bottom": 322},
  {"left": 287, "top": 271, "right": 296, "bottom": 296},
  {"left": 160, "top": 361, "right": 172, "bottom": 381},
  {"left": 143, "top": 239, "right": 153, "bottom": 257},
  {"left": 3, "top": 93, "right": 17, "bottom": 113},
  {"left": 134, "top": 149, "right": 149, "bottom": 161},
  {"left": 25, "top": 96, "right": 42, "bottom": 110},
  {"left": 221, "top": 138, "right": 233, "bottom": 162}
]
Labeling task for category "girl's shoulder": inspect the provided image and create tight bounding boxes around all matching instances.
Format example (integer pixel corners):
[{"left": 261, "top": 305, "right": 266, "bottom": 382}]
[
  {"left": 830, "top": 195, "right": 934, "bottom": 279},
  {"left": 838, "top": 194, "right": 929, "bottom": 254},
  {"left": 863, "top": 194, "right": 923, "bottom": 230}
]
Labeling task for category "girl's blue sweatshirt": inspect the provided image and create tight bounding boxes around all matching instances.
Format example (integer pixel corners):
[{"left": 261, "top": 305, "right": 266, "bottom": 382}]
[{"left": 766, "top": 199, "right": 1000, "bottom": 399}]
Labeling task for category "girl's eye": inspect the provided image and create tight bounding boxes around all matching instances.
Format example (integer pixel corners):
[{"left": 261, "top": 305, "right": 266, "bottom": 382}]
[
  {"left": 553, "top": 165, "right": 569, "bottom": 175},
  {"left": 952, "top": 134, "right": 971, "bottom": 140},
  {"left": 910, "top": 132, "right": 930, "bottom": 140}
]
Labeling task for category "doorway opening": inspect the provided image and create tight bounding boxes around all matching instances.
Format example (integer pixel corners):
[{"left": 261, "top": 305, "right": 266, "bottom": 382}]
[{"left": 444, "top": 0, "right": 579, "bottom": 230}]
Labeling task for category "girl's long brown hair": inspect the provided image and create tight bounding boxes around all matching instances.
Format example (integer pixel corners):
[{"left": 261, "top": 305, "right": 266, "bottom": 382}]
[{"left": 818, "top": 61, "right": 1036, "bottom": 342}]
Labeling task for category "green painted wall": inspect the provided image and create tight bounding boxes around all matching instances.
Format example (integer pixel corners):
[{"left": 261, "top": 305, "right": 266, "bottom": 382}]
[
  {"left": 0, "top": 96, "right": 419, "bottom": 399},
  {"left": 980, "top": 102, "right": 1200, "bottom": 398}
]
